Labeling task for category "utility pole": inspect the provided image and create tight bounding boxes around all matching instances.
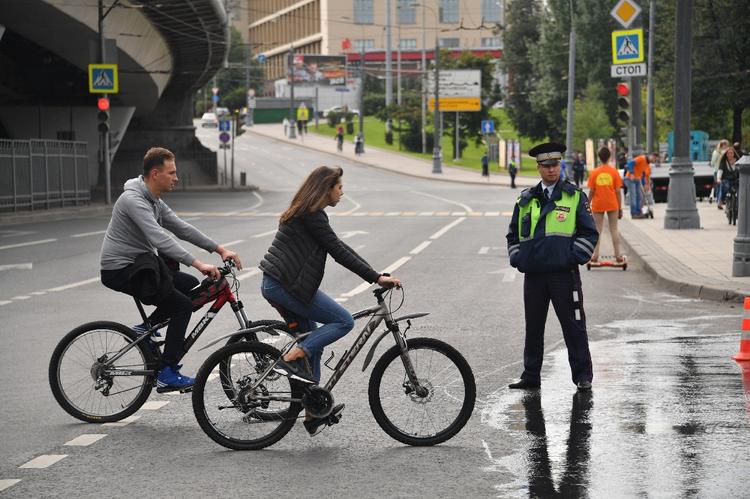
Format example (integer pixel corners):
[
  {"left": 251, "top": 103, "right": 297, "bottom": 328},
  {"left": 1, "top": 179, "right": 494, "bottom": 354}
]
[
  {"left": 385, "top": 0, "right": 393, "bottom": 106},
  {"left": 646, "top": 0, "right": 656, "bottom": 154},
  {"left": 288, "top": 45, "right": 296, "bottom": 139},
  {"left": 664, "top": 0, "right": 700, "bottom": 229},
  {"left": 359, "top": 45, "right": 365, "bottom": 141},
  {"left": 564, "top": 0, "right": 576, "bottom": 167},
  {"left": 97, "top": 0, "right": 114, "bottom": 205},
  {"left": 421, "top": 5, "right": 427, "bottom": 154},
  {"left": 245, "top": 43, "right": 253, "bottom": 126},
  {"left": 396, "top": 5, "right": 402, "bottom": 106},
  {"left": 432, "top": 35, "right": 441, "bottom": 174}
]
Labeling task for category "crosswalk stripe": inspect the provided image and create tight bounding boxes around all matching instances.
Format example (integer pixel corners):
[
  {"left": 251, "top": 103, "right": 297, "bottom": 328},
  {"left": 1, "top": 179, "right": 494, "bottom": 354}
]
[
  {"left": 140, "top": 401, "right": 170, "bottom": 410},
  {"left": 102, "top": 415, "right": 140, "bottom": 427},
  {"left": 0, "top": 480, "right": 21, "bottom": 492}
]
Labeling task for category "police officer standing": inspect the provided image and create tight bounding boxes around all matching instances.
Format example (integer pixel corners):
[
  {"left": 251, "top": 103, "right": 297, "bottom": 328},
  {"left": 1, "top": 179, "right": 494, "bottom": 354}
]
[{"left": 506, "top": 142, "right": 598, "bottom": 391}]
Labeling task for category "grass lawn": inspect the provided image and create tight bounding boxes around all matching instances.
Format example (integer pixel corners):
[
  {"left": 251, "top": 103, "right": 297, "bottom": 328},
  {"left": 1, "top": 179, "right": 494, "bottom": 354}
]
[{"left": 309, "top": 109, "right": 546, "bottom": 176}]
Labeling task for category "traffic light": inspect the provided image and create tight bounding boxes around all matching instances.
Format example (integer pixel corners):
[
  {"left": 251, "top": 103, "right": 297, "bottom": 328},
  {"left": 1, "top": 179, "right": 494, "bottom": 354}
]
[
  {"left": 616, "top": 83, "right": 630, "bottom": 123},
  {"left": 97, "top": 97, "right": 110, "bottom": 133}
]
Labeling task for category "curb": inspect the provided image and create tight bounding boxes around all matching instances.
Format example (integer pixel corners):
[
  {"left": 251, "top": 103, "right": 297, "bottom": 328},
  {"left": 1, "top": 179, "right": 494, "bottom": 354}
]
[
  {"left": 247, "top": 128, "right": 536, "bottom": 188},
  {"left": 618, "top": 221, "right": 745, "bottom": 303}
]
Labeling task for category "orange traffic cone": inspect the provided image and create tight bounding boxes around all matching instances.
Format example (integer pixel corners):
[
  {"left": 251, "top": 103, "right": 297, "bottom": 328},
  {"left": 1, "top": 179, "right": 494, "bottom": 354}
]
[{"left": 733, "top": 297, "right": 750, "bottom": 362}]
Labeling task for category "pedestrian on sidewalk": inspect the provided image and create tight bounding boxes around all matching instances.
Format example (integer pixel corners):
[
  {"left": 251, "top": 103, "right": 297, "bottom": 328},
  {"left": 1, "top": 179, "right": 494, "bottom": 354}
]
[
  {"left": 624, "top": 154, "right": 650, "bottom": 219},
  {"left": 508, "top": 156, "right": 518, "bottom": 189},
  {"left": 354, "top": 133, "right": 364, "bottom": 155},
  {"left": 481, "top": 152, "right": 489, "bottom": 177},
  {"left": 335, "top": 126, "right": 344, "bottom": 153},
  {"left": 283, "top": 117, "right": 290, "bottom": 137},
  {"left": 587, "top": 147, "right": 624, "bottom": 264},
  {"left": 711, "top": 139, "right": 730, "bottom": 203},
  {"left": 717, "top": 146, "right": 740, "bottom": 210},
  {"left": 572, "top": 151, "right": 585, "bottom": 187},
  {"left": 506, "top": 142, "right": 598, "bottom": 391}
]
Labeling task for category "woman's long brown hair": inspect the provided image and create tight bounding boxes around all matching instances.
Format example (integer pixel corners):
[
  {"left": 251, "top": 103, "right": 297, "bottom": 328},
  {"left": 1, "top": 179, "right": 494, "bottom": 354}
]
[{"left": 280, "top": 166, "right": 343, "bottom": 223}]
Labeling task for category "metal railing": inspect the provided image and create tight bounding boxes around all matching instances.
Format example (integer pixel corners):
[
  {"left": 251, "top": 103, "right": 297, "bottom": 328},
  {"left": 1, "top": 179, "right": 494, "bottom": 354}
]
[{"left": 0, "top": 139, "right": 90, "bottom": 212}]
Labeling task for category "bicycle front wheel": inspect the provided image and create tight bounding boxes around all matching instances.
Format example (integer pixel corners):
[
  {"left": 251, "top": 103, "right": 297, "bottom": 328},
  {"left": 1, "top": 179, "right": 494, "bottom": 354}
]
[
  {"left": 49, "top": 321, "right": 155, "bottom": 423},
  {"left": 192, "top": 342, "right": 302, "bottom": 450},
  {"left": 369, "top": 337, "right": 476, "bottom": 446}
]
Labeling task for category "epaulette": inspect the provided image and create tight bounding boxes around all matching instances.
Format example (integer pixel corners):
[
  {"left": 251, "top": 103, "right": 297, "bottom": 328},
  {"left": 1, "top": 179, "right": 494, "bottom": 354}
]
[{"left": 518, "top": 188, "right": 533, "bottom": 206}]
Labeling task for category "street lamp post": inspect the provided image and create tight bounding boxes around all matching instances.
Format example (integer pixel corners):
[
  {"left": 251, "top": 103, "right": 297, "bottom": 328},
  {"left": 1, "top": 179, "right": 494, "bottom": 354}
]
[
  {"left": 664, "top": 0, "right": 700, "bottom": 229},
  {"left": 432, "top": 36, "right": 442, "bottom": 174},
  {"left": 421, "top": 4, "right": 427, "bottom": 153},
  {"left": 288, "top": 45, "right": 296, "bottom": 139},
  {"left": 564, "top": 0, "right": 576, "bottom": 167}
]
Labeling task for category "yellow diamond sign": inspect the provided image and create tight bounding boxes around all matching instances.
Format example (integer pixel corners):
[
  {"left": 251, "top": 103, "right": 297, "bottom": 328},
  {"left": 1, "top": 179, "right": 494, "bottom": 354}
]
[{"left": 611, "top": 0, "right": 641, "bottom": 29}]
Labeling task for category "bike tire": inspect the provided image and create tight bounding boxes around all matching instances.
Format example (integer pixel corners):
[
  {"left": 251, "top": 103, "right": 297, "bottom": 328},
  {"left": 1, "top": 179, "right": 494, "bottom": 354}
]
[
  {"left": 192, "top": 341, "right": 302, "bottom": 450},
  {"left": 368, "top": 337, "right": 476, "bottom": 446},
  {"left": 49, "top": 321, "right": 156, "bottom": 423},
  {"left": 219, "top": 320, "right": 291, "bottom": 404}
]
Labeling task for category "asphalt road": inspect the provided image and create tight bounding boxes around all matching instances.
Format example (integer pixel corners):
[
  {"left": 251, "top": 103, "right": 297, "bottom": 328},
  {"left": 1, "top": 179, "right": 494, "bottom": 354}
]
[{"left": 0, "top": 131, "right": 747, "bottom": 497}]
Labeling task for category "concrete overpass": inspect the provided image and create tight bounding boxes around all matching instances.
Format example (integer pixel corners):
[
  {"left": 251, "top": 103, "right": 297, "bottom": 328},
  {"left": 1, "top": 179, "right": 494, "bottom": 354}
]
[{"left": 0, "top": 0, "right": 229, "bottom": 194}]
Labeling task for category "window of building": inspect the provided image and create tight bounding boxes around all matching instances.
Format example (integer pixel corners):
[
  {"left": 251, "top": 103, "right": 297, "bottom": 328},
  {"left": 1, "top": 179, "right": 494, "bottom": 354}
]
[
  {"left": 481, "top": 37, "right": 501, "bottom": 48},
  {"left": 353, "top": 39, "right": 375, "bottom": 51},
  {"left": 481, "top": 0, "right": 501, "bottom": 23},
  {"left": 439, "top": 0, "right": 459, "bottom": 24},
  {"left": 353, "top": 0, "right": 374, "bottom": 24},
  {"left": 397, "top": 0, "right": 417, "bottom": 24},
  {"left": 438, "top": 37, "right": 460, "bottom": 48},
  {"left": 399, "top": 38, "right": 417, "bottom": 49}
]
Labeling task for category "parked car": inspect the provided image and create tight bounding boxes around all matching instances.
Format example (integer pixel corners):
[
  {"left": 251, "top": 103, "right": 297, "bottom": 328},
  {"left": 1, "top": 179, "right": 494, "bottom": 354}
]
[
  {"left": 200, "top": 112, "right": 218, "bottom": 128},
  {"left": 322, "top": 105, "right": 359, "bottom": 118}
]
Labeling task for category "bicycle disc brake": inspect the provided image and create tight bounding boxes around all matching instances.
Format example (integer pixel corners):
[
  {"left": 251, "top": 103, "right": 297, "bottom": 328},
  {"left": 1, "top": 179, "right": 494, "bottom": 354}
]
[{"left": 301, "top": 386, "right": 334, "bottom": 419}]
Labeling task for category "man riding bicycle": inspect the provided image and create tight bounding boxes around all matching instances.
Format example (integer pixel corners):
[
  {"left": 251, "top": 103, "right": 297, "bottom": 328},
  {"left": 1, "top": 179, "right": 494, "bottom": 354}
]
[{"left": 100, "top": 147, "right": 242, "bottom": 392}]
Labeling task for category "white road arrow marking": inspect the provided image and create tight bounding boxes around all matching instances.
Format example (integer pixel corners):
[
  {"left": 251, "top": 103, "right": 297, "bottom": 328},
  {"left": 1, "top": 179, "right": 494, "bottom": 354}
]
[
  {"left": 489, "top": 267, "right": 517, "bottom": 282},
  {"left": 0, "top": 263, "right": 32, "bottom": 271}
]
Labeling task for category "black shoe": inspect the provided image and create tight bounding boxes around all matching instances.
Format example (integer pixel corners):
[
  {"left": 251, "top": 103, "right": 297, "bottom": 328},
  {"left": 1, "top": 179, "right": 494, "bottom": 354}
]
[
  {"left": 576, "top": 380, "right": 592, "bottom": 391},
  {"left": 303, "top": 403, "right": 345, "bottom": 436},
  {"left": 508, "top": 379, "right": 541, "bottom": 389},
  {"left": 273, "top": 358, "right": 316, "bottom": 384}
]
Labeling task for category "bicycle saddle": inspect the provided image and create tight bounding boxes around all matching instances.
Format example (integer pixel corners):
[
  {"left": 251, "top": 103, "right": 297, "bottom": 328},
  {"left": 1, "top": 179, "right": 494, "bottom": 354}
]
[{"left": 267, "top": 301, "right": 306, "bottom": 335}]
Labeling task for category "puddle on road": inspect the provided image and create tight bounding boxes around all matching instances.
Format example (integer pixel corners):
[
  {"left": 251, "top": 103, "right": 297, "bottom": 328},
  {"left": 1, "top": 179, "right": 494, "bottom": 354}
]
[{"left": 480, "top": 318, "right": 750, "bottom": 497}]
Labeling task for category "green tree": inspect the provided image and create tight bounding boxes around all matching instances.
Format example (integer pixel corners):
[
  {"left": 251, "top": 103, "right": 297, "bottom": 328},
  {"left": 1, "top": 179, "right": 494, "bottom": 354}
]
[{"left": 565, "top": 83, "right": 615, "bottom": 152}]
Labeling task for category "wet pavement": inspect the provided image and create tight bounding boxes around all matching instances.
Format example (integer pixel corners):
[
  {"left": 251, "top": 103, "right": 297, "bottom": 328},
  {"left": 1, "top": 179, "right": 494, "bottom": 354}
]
[{"left": 482, "top": 308, "right": 750, "bottom": 497}]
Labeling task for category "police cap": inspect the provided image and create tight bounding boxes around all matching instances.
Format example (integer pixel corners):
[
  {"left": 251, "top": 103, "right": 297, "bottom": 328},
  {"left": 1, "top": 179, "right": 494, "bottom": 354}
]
[{"left": 529, "top": 142, "right": 566, "bottom": 165}]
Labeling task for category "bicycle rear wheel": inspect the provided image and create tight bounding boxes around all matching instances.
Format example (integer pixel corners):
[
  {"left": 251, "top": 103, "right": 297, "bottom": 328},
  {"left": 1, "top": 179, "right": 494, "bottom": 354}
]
[
  {"left": 192, "top": 342, "right": 302, "bottom": 450},
  {"left": 49, "top": 321, "right": 155, "bottom": 423},
  {"left": 369, "top": 337, "right": 476, "bottom": 446}
]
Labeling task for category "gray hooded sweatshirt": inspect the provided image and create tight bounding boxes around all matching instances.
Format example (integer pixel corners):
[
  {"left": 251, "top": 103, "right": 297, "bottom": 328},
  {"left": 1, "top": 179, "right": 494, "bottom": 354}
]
[{"left": 100, "top": 177, "right": 218, "bottom": 270}]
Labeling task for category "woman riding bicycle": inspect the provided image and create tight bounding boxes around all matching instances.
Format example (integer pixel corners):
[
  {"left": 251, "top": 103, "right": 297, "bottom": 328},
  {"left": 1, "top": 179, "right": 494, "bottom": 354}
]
[{"left": 258, "top": 165, "right": 400, "bottom": 434}]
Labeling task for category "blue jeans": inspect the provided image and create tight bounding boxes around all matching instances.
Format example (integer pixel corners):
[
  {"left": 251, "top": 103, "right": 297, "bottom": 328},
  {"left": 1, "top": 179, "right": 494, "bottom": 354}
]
[
  {"left": 624, "top": 177, "right": 642, "bottom": 216},
  {"left": 261, "top": 275, "right": 354, "bottom": 382}
]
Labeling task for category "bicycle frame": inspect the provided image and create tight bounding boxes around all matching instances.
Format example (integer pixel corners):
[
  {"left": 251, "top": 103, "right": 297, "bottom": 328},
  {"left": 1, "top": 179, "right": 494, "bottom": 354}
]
[{"left": 101, "top": 276, "right": 251, "bottom": 376}]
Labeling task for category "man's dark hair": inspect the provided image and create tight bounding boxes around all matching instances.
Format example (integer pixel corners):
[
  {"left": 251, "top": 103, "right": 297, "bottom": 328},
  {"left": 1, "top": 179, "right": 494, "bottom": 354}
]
[
  {"left": 143, "top": 147, "right": 175, "bottom": 175},
  {"left": 597, "top": 147, "right": 611, "bottom": 163}
]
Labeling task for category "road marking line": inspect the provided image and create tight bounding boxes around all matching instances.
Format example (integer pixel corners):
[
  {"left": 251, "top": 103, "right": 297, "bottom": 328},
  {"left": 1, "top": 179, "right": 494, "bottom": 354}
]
[
  {"left": 479, "top": 246, "right": 489, "bottom": 255},
  {"left": 102, "top": 415, "right": 140, "bottom": 427},
  {"left": 11, "top": 295, "right": 30, "bottom": 300},
  {"left": 430, "top": 217, "right": 466, "bottom": 240},
  {"left": 20, "top": 455, "right": 67, "bottom": 469},
  {"left": 435, "top": 211, "right": 450, "bottom": 216},
  {"left": 334, "top": 298, "right": 348, "bottom": 303},
  {"left": 0, "top": 238, "right": 57, "bottom": 251},
  {"left": 140, "top": 400, "right": 170, "bottom": 411},
  {"left": 385, "top": 212, "right": 400, "bottom": 216},
  {"left": 468, "top": 212, "right": 483, "bottom": 217},
  {"left": 182, "top": 217, "right": 202, "bottom": 222},
  {"left": 410, "top": 241, "right": 432, "bottom": 255},
  {"left": 64, "top": 434, "right": 107, "bottom": 446},
  {"left": 0, "top": 300, "right": 12, "bottom": 306},
  {"left": 237, "top": 267, "right": 261, "bottom": 281},
  {"left": 252, "top": 229, "right": 277, "bottom": 238},
  {"left": 71, "top": 230, "right": 106, "bottom": 238},
  {"left": 411, "top": 190, "right": 473, "bottom": 213},
  {"left": 370, "top": 212, "right": 384, "bottom": 216},
  {"left": 382, "top": 256, "right": 411, "bottom": 274},
  {"left": 225, "top": 191, "right": 264, "bottom": 216},
  {"left": 485, "top": 211, "right": 501, "bottom": 217},
  {"left": 0, "top": 263, "right": 33, "bottom": 271},
  {"left": 451, "top": 211, "right": 466, "bottom": 216},
  {"left": 0, "top": 480, "right": 21, "bottom": 492},
  {"left": 418, "top": 212, "right": 434, "bottom": 217},
  {"left": 341, "top": 281, "right": 375, "bottom": 298},
  {"left": 31, "top": 291, "right": 46, "bottom": 295},
  {"left": 47, "top": 277, "right": 100, "bottom": 293},
  {"left": 220, "top": 239, "right": 245, "bottom": 247},
  {"left": 352, "top": 212, "right": 367, "bottom": 217}
]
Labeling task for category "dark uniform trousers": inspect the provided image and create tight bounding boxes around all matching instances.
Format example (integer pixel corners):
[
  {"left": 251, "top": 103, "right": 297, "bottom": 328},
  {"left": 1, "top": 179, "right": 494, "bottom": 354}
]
[{"left": 522, "top": 269, "right": 593, "bottom": 385}]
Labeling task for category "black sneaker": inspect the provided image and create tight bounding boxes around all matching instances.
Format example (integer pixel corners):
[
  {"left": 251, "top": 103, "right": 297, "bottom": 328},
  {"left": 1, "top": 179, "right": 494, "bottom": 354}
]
[
  {"left": 273, "top": 358, "right": 316, "bottom": 384},
  {"left": 303, "top": 403, "right": 345, "bottom": 436}
]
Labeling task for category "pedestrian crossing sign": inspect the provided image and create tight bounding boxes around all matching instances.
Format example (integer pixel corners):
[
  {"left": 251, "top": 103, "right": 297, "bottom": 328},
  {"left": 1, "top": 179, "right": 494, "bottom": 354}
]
[
  {"left": 88, "top": 64, "right": 119, "bottom": 94},
  {"left": 611, "top": 29, "right": 644, "bottom": 64}
]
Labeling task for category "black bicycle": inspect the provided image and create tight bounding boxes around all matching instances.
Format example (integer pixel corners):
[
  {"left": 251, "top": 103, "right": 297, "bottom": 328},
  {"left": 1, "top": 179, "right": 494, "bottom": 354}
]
[
  {"left": 725, "top": 180, "right": 739, "bottom": 226},
  {"left": 48, "top": 259, "right": 289, "bottom": 423},
  {"left": 192, "top": 284, "right": 476, "bottom": 450}
]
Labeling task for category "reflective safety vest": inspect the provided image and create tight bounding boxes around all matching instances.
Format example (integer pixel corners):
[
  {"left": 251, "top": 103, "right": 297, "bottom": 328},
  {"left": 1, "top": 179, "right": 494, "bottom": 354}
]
[{"left": 518, "top": 189, "right": 580, "bottom": 241}]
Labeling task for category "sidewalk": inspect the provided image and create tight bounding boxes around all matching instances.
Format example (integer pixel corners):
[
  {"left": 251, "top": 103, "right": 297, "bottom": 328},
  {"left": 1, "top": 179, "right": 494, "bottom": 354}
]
[
  {"left": 251, "top": 124, "right": 749, "bottom": 302},
  {"left": 248, "top": 123, "right": 537, "bottom": 188}
]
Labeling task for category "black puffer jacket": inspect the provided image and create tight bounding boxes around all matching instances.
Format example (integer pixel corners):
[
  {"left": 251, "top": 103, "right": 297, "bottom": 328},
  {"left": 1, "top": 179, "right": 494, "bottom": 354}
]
[{"left": 259, "top": 210, "right": 380, "bottom": 304}]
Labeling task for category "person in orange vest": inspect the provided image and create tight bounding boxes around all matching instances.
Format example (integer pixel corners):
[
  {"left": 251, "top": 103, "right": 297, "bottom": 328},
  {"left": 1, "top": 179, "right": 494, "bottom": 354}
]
[{"left": 587, "top": 147, "right": 624, "bottom": 263}]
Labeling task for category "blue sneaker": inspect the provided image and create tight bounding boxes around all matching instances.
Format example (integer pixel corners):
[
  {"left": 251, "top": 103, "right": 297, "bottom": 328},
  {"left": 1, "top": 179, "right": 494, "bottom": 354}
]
[{"left": 156, "top": 365, "right": 195, "bottom": 393}]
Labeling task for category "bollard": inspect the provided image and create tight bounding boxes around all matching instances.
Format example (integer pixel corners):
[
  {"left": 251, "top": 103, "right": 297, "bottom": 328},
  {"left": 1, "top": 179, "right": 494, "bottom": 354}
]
[
  {"left": 732, "top": 154, "right": 750, "bottom": 276},
  {"left": 240, "top": 172, "right": 246, "bottom": 187}
]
